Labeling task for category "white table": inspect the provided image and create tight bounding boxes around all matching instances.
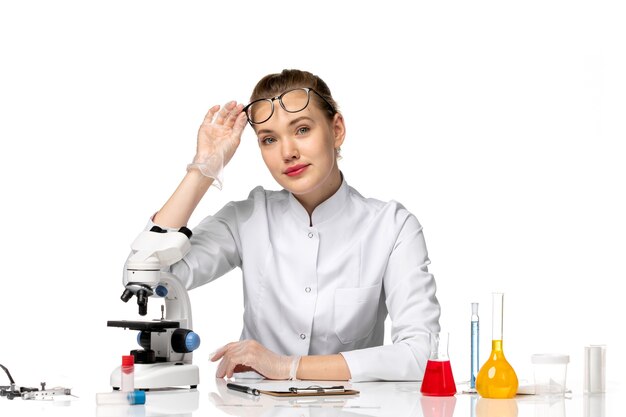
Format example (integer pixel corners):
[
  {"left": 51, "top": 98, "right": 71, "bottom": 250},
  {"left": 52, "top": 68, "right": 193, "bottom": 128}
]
[{"left": 0, "top": 377, "right": 620, "bottom": 416}]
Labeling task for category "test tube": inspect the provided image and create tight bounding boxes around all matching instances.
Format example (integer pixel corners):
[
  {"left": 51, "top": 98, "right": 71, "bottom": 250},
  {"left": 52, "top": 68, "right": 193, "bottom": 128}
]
[
  {"left": 470, "top": 302, "right": 479, "bottom": 389},
  {"left": 96, "top": 390, "right": 146, "bottom": 405},
  {"left": 121, "top": 355, "right": 135, "bottom": 392}
]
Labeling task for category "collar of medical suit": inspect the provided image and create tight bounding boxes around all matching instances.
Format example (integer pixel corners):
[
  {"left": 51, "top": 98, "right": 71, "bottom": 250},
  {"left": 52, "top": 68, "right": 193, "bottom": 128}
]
[{"left": 287, "top": 173, "right": 349, "bottom": 227}]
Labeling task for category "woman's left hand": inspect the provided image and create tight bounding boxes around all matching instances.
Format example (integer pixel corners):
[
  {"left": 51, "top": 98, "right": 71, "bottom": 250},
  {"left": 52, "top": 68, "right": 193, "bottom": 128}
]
[{"left": 210, "top": 339, "right": 294, "bottom": 380}]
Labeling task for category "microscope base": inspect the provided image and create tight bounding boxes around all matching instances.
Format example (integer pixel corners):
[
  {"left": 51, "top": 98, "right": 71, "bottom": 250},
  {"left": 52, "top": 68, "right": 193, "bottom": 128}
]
[{"left": 110, "top": 362, "right": 199, "bottom": 390}]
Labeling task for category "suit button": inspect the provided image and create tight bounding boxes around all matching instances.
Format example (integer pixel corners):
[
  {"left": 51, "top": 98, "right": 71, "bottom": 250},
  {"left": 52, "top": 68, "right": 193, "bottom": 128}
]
[
  {"left": 305, "top": 287, "right": 311, "bottom": 293},
  {"left": 300, "top": 334, "right": 306, "bottom": 340},
  {"left": 308, "top": 232, "right": 314, "bottom": 238}
]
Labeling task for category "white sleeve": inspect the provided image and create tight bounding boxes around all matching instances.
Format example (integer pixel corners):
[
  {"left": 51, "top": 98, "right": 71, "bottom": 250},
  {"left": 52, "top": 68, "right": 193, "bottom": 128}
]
[
  {"left": 341, "top": 214, "right": 440, "bottom": 382},
  {"left": 125, "top": 202, "right": 242, "bottom": 291},
  {"left": 171, "top": 202, "right": 242, "bottom": 290}
]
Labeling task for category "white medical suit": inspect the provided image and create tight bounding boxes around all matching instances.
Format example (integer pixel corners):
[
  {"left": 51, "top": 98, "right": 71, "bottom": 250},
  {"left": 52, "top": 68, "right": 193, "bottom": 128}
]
[{"left": 145, "top": 176, "right": 440, "bottom": 382}]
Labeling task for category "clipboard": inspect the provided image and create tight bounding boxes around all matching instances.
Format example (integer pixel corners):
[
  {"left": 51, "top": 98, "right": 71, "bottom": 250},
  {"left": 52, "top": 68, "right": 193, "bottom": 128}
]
[
  {"left": 259, "top": 385, "right": 359, "bottom": 397},
  {"left": 227, "top": 382, "right": 359, "bottom": 397}
]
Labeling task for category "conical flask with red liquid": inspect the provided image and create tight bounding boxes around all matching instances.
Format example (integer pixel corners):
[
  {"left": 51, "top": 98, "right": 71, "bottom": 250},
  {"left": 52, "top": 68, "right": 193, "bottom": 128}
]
[{"left": 421, "top": 332, "right": 457, "bottom": 396}]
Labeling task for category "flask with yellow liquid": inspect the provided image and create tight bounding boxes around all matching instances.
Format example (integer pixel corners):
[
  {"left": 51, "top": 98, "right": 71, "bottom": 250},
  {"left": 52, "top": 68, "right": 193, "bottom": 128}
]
[{"left": 476, "top": 292, "right": 518, "bottom": 398}]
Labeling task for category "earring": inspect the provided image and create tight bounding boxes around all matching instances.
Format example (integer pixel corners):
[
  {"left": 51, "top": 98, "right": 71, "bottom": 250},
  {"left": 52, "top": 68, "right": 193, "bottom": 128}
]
[{"left": 335, "top": 147, "right": 343, "bottom": 160}]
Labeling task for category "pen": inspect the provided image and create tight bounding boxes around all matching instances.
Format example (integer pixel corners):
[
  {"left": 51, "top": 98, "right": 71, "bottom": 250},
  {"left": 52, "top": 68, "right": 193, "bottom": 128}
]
[
  {"left": 290, "top": 385, "right": 346, "bottom": 393},
  {"left": 226, "top": 383, "right": 260, "bottom": 396}
]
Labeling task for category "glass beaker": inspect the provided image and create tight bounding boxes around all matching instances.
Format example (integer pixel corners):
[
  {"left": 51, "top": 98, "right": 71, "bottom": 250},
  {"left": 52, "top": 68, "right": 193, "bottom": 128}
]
[
  {"left": 421, "top": 332, "right": 457, "bottom": 396},
  {"left": 476, "top": 292, "right": 519, "bottom": 398}
]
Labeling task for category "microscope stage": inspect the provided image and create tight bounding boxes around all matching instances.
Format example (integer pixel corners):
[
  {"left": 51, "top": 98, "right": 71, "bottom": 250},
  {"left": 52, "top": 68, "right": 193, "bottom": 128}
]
[{"left": 107, "top": 320, "right": 181, "bottom": 331}]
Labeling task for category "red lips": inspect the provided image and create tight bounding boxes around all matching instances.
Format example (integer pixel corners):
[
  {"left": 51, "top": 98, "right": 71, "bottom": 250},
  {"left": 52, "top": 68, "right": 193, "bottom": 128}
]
[{"left": 284, "top": 164, "right": 310, "bottom": 176}]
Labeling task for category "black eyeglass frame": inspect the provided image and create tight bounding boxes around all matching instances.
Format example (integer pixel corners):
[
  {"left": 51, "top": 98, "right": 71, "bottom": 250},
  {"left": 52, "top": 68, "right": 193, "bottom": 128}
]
[{"left": 243, "top": 87, "right": 336, "bottom": 125}]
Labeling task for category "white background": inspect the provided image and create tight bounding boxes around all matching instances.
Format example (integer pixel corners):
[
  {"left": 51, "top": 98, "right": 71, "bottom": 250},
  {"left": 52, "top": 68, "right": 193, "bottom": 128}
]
[{"left": 1, "top": 0, "right": 624, "bottom": 400}]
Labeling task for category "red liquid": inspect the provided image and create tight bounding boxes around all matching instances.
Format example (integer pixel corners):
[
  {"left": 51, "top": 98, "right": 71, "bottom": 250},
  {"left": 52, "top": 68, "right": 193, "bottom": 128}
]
[{"left": 421, "top": 360, "right": 457, "bottom": 396}]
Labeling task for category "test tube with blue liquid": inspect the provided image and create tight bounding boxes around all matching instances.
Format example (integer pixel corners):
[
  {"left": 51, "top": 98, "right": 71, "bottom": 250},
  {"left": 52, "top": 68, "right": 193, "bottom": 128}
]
[{"left": 471, "top": 302, "right": 479, "bottom": 390}]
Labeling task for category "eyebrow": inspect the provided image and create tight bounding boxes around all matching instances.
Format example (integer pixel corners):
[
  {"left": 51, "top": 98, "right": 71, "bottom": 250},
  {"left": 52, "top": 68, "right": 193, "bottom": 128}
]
[{"left": 255, "top": 116, "right": 317, "bottom": 136}]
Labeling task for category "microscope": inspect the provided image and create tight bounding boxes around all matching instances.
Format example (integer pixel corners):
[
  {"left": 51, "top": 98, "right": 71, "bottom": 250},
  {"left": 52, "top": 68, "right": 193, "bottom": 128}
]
[{"left": 108, "top": 226, "right": 200, "bottom": 390}]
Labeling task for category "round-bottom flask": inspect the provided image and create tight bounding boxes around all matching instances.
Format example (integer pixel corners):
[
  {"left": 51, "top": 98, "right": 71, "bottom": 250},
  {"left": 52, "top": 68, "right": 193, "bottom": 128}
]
[{"left": 476, "top": 293, "right": 518, "bottom": 398}]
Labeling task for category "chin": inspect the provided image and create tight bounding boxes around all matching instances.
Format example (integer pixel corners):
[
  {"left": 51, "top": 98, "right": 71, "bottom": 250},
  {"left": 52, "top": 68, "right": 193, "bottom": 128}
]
[
  {"left": 276, "top": 176, "right": 320, "bottom": 196},
  {"left": 281, "top": 183, "right": 315, "bottom": 196}
]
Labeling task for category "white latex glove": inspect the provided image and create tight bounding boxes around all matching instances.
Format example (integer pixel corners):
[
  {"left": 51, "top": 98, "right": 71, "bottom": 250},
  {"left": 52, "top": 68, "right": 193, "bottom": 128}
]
[
  {"left": 187, "top": 101, "right": 247, "bottom": 189},
  {"left": 211, "top": 340, "right": 301, "bottom": 380}
]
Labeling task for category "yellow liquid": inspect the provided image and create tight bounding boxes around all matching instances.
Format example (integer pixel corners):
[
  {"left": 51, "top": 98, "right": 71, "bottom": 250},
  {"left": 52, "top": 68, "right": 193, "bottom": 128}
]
[{"left": 476, "top": 340, "right": 519, "bottom": 399}]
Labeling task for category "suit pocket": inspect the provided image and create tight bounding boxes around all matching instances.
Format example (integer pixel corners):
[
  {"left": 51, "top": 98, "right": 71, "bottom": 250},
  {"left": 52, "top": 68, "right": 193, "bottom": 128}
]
[{"left": 333, "top": 284, "right": 381, "bottom": 344}]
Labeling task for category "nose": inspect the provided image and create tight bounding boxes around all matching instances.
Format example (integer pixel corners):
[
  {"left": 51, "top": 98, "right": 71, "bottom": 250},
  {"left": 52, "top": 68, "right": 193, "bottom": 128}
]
[{"left": 281, "top": 138, "right": 299, "bottom": 161}]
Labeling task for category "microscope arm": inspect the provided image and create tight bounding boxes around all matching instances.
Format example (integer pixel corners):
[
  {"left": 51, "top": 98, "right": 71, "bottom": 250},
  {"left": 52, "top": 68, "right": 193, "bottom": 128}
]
[{"left": 160, "top": 271, "right": 193, "bottom": 329}]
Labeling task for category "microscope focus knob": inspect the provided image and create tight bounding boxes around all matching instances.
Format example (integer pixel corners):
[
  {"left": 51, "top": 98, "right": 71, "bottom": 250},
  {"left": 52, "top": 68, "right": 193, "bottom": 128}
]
[
  {"left": 155, "top": 285, "right": 168, "bottom": 297},
  {"left": 171, "top": 329, "right": 201, "bottom": 353}
]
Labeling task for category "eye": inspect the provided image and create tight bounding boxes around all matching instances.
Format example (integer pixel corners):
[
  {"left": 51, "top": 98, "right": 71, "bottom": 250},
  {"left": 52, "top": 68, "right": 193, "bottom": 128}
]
[
  {"left": 296, "top": 126, "right": 310, "bottom": 135},
  {"left": 260, "top": 136, "right": 276, "bottom": 145}
]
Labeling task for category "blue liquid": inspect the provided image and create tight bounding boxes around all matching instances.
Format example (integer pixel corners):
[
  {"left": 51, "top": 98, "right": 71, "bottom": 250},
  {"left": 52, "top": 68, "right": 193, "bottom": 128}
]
[{"left": 471, "top": 320, "right": 479, "bottom": 389}]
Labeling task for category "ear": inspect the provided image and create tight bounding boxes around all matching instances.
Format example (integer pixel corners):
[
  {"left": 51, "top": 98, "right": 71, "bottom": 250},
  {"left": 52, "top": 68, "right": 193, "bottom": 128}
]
[{"left": 331, "top": 113, "right": 346, "bottom": 149}]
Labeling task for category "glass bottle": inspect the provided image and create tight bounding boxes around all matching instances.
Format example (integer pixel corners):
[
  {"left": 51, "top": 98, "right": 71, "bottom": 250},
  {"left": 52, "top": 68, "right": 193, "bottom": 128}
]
[
  {"left": 476, "top": 293, "right": 518, "bottom": 398},
  {"left": 421, "top": 332, "right": 457, "bottom": 396}
]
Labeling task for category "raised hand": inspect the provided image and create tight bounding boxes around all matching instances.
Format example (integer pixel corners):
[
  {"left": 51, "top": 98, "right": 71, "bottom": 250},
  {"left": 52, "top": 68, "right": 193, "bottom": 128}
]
[{"left": 188, "top": 101, "right": 248, "bottom": 189}]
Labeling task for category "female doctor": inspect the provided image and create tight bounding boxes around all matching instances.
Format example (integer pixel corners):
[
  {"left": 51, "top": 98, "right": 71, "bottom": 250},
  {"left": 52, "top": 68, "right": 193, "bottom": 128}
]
[{"left": 143, "top": 69, "right": 440, "bottom": 382}]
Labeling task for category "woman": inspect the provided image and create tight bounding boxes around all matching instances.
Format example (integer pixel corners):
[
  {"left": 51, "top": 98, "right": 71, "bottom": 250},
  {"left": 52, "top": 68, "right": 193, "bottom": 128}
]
[{"left": 141, "top": 69, "right": 440, "bottom": 382}]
